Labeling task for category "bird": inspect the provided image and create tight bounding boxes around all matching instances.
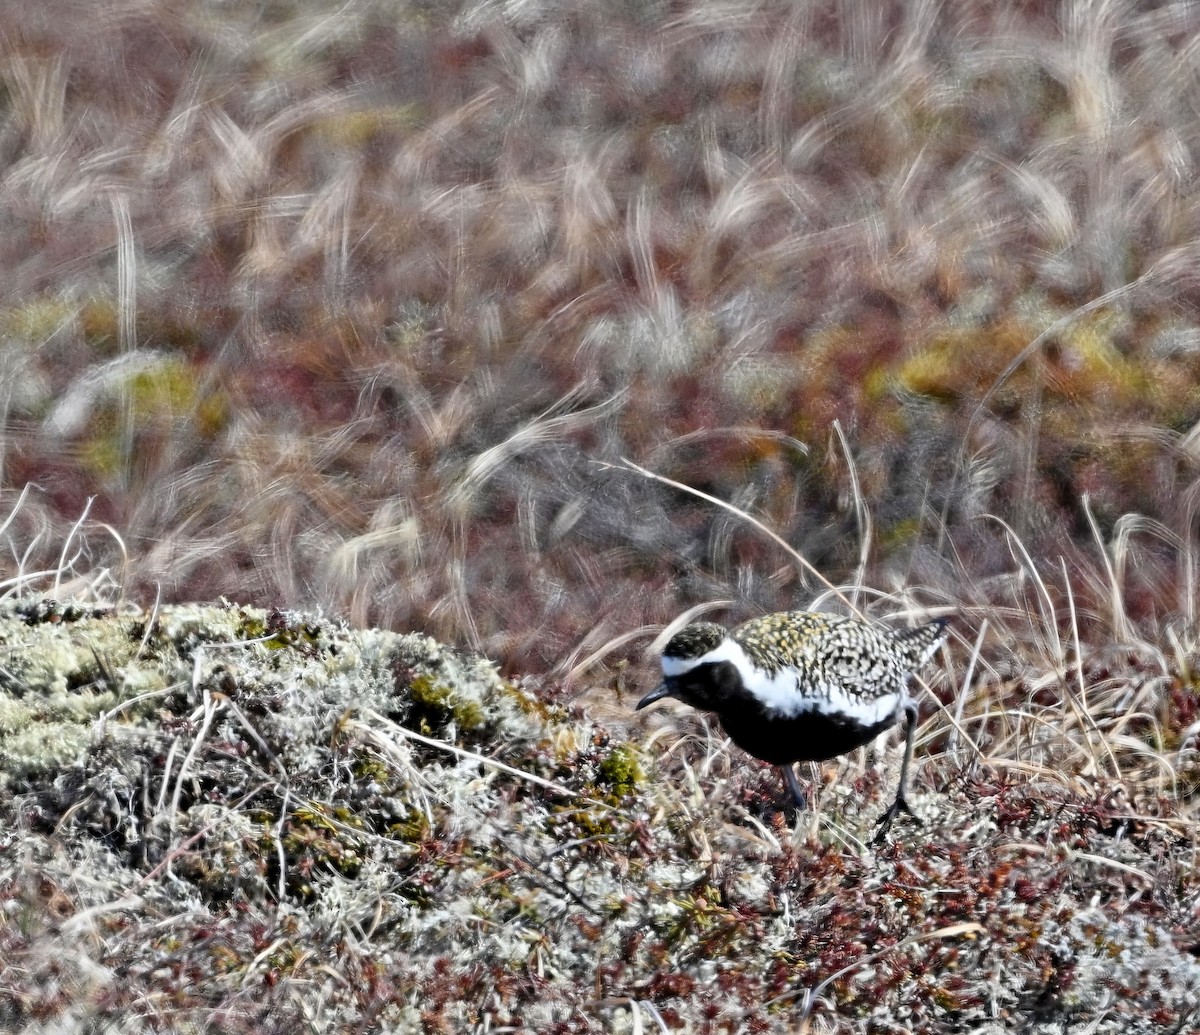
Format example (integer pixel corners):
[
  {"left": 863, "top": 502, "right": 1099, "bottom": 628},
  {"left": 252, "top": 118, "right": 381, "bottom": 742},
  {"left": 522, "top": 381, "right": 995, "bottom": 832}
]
[{"left": 636, "top": 610, "right": 949, "bottom": 841}]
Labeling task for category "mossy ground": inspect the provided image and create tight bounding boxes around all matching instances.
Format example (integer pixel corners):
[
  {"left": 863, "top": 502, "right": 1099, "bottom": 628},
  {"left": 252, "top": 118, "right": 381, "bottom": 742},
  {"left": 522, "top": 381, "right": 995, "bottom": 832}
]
[{"left": 2, "top": 599, "right": 1199, "bottom": 1033}]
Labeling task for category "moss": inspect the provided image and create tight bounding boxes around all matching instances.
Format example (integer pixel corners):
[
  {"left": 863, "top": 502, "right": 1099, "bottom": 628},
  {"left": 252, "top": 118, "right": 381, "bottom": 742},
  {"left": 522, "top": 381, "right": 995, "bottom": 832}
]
[
  {"left": 352, "top": 750, "right": 392, "bottom": 785},
  {"left": 549, "top": 802, "right": 623, "bottom": 841},
  {"left": 0, "top": 294, "right": 80, "bottom": 346},
  {"left": 128, "top": 359, "right": 198, "bottom": 416},
  {"left": 862, "top": 364, "right": 895, "bottom": 404},
  {"left": 76, "top": 298, "right": 202, "bottom": 355},
  {"left": 260, "top": 624, "right": 323, "bottom": 651},
  {"left": 279, "top": 803, "right": 367, "bottom": 896},
  {"left": 79, "top": 298, "right": 120, "bottom": 349},
  {"left": 897, "top": 320, "right": 1036, "bottom": 403},
  {"left": 388, "top": 809, "right": 433, "bottom": 845},
  {"left": 877, "top": 516, "right": 922, "bottom": 551},
  {"left": 597, "top": 744, "right": 643, "bottom": 795},
  {"left": 65, "top": 353, "right": 227, "bottom": 478},
  {"left": 408, "top": 673, "right": 486, "bottom": 732},
  {"left": 121, "top": 357, "right": 227, "bottom": 438},
  {"left": 499, "top": 679, "right": 558, "bottom": 722},
  {"left": 234, "top": 612, "right": 268, "bottom": 640},
  {"left": 313, "top": 105, "right": 421, "bottom": 146}
]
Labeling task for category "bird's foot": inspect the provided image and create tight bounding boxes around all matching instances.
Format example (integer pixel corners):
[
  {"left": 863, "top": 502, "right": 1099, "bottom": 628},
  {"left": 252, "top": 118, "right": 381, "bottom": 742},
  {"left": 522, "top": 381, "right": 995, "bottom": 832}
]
[{"left": 871, "top": 793, "right": 920, "bottom": 845}]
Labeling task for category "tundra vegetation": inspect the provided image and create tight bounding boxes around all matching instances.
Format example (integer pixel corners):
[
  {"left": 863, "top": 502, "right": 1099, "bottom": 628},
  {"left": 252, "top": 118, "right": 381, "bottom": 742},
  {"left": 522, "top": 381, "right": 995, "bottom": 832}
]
[{"left": 2, "top": 1, "right": 1200, "bottom": 1031}]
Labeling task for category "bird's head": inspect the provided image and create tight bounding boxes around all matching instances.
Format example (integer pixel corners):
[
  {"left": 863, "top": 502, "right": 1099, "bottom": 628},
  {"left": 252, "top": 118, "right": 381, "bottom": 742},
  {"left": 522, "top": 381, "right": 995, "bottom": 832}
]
[{"left": 636, "top": 622, "right": 737, "bottom": 712}]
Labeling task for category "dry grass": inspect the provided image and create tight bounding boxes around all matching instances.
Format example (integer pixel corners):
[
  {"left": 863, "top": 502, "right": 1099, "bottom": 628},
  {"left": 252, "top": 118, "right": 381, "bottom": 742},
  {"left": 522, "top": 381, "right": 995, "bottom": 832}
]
[{"left": 2, "top": 0, "right": 1200, "bottom": 672}]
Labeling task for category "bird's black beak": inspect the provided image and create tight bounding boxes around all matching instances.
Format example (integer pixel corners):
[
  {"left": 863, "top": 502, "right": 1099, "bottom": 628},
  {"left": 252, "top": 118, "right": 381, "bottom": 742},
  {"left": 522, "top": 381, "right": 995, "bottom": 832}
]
[{"left": 635, "top": 682, "right": 673, "bottom": 710}]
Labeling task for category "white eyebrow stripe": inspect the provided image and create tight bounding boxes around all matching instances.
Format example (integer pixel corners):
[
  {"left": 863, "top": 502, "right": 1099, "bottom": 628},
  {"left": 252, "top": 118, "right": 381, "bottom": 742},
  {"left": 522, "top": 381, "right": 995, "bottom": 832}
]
[
  {"left": 661, "top": 655, "right": 698, "bottom": 677},
  {"left": 663, "top": 636, "right": 904, "bottom": 724},
  {"left": 661, "top": 637, "right": 746, "bottom": 677}
]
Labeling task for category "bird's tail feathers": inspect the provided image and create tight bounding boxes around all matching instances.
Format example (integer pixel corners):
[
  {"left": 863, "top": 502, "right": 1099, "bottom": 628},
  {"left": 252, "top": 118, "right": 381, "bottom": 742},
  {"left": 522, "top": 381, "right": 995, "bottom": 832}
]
[{"left": 895, "top": 617, "right": 949, "bottom": 668}]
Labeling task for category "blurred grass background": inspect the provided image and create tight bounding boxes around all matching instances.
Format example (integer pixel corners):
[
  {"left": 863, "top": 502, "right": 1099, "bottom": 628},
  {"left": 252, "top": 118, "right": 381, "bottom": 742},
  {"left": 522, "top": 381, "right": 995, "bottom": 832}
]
[{"left": 2, "top": 0, "right": 1200, "bottom": 684}]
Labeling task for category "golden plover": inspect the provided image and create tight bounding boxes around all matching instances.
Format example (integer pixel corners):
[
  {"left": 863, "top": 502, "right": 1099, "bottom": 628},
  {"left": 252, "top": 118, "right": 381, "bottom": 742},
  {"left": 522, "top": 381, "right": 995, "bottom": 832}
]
[{"left": 636, "top": 611, "right": 949, "bottom": 840}]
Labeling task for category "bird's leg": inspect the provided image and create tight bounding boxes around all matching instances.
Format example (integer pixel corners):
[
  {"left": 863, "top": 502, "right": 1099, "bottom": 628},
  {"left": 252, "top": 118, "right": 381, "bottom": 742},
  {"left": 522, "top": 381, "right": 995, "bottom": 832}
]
[
  {"left": 872, "top": 701, "right": 922, "bottom": 844},
  {"left": 781, "top": 764, "right": 807, "bottom": 810}
]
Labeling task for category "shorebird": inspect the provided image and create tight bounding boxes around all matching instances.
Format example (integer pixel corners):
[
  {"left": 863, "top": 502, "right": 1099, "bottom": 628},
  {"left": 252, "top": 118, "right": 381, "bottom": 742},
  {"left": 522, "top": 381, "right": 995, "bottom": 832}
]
[{"left": 637, "top": 611, "right": 949, "bottom": 840}]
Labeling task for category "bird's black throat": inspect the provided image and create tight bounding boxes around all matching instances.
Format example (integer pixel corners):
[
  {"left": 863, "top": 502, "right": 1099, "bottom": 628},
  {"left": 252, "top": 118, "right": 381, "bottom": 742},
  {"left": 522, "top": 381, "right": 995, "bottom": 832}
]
[{"left": 649, "top": 659, "right": 746, "bottom": 712}]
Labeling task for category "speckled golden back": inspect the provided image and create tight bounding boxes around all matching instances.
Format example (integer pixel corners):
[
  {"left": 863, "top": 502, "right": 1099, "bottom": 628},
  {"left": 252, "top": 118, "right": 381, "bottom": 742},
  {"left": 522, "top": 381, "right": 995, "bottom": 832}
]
[{"left": 730, "top": 610, "right": 946, "bottom": 695}]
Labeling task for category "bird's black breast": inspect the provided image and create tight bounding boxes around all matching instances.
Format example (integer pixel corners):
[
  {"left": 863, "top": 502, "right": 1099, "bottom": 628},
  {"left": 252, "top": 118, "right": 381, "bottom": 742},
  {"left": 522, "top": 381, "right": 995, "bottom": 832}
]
[{"left": 717, "top": 704, "right": 899, "bottom": 764}]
